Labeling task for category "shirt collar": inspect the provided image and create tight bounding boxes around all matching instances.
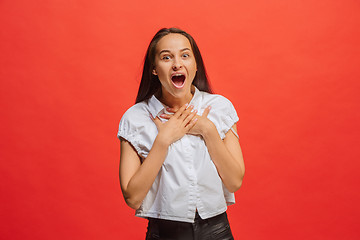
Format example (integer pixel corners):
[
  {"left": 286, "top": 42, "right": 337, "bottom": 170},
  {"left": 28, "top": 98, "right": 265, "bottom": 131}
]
[{"left": 148, "top": 86, "right": 200, "bottom": 119}]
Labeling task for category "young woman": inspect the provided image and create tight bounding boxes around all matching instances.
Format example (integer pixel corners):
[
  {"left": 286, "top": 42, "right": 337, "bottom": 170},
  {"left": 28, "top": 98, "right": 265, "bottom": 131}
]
[{"left": 118, "top": 28, "right": 245, "bottom": 240}]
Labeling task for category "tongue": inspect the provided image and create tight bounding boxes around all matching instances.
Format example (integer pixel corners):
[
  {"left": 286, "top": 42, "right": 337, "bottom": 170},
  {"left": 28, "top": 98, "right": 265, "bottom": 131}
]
[{"left": 172, "top": 75, "right": 185, "bottom": 87}]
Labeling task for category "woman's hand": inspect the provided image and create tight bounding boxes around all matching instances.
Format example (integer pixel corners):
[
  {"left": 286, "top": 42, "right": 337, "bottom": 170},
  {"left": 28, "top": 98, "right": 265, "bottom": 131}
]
[
  {"left": 160, "top": 106, "right": 213, "bottom": 137},
  {"left": 151, "top": 104, "right": 198, "bottom": 146}
]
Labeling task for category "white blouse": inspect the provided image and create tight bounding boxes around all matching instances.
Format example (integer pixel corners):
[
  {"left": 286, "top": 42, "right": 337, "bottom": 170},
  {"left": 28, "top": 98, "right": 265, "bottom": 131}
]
[{"left": 117, "top": 87, "right": 239, "bottom": 223}]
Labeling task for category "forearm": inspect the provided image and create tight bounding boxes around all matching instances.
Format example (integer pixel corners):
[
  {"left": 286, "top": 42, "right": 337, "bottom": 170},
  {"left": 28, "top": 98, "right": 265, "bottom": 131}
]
[
  {"left": 123, "top": 137, "right": 169, "bottom": 209},
  {"left": 202, "top": 123, "right": 245, "bottom": 192},
  {"left": 122, "top": 105, "right": 198, "bottom": 209}
]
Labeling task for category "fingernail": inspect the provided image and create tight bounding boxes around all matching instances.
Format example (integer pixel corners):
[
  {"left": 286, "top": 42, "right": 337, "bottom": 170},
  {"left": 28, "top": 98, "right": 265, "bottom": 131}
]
[
  {"left": 194, "top": 118, "right": 198, "bottom": 122},
  {"left": 208, "top": 106, "right": 212, "bottom": 109}
]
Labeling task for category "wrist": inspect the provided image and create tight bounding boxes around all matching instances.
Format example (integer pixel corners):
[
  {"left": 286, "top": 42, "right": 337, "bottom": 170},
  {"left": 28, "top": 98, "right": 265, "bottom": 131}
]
[
  {"left": 155, "top": 134, "right": 171, "bottom": 148},
  {"left": 201, "top": 121, "right": 217, "bottom": 140}
]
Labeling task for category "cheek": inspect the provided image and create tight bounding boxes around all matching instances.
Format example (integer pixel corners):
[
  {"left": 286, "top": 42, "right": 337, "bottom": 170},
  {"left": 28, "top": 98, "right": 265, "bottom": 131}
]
[
  {"left": 156, "top": 63, "right": 171, "bottom": 75},
  {"left": 156, "top": 67, "right": 170, "bottom": 83},
  {"left": 189, "top": 62, "right": 197, "bottom": 75}
]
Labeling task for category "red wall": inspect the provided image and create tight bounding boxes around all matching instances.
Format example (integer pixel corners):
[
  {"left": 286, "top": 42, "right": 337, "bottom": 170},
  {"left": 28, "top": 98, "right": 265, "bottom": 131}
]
[{"left": 1, "top": 0, "right": 359, "bottom": 239}]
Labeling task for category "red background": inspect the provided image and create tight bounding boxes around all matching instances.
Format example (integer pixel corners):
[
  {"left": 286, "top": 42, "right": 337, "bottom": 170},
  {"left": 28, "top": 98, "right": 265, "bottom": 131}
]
[{"left": 1, "top": 0, "right": 360, "bottom": 239}]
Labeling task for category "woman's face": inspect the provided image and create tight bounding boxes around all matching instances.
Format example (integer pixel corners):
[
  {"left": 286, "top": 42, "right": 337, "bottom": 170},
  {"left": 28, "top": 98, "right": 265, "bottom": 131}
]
[{"left": 153, "top": 33, "right": 197, "bottom": 101}]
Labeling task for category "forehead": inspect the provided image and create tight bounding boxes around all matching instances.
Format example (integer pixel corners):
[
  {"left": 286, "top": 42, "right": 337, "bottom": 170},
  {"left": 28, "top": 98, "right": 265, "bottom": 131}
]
[{"left": 156, "top": 33, "right": 192, "bottom": 53}]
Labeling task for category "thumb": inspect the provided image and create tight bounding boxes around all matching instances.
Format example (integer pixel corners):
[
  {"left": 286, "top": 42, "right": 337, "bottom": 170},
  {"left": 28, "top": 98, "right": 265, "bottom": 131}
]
[
  {"left": 150, "top": 114, "right": 162, "bottom": 128},
  {"left": 202, "top": 106, "right": 211, "bottom": 117}
]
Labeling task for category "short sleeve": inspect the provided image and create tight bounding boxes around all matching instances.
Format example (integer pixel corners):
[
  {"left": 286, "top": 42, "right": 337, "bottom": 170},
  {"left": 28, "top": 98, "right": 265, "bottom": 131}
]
[
  {"left": 117, "top": 107, "right": 153, "bottom": 158},
  {"left": 208, "top": 95, "right": 239, "bottom": 139},
  {"left": 220, "top": 98, "right": 239, "bottom": 139}
]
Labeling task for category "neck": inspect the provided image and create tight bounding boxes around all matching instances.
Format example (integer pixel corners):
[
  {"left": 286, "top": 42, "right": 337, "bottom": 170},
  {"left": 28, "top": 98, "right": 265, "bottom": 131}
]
[{"left": 158, "top": 85, "right": 195, "bottom": 109}]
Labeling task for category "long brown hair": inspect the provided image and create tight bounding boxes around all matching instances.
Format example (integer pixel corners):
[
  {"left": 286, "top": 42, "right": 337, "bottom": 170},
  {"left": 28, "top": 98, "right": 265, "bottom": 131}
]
[{"left": 135, "top": 28, "right": 212, "bottom": 103}]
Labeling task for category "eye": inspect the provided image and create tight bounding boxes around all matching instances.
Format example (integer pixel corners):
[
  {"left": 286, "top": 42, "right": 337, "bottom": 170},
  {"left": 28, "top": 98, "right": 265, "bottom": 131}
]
[
  {"left": 182, "top": 53, "right": 190, "bottom": 58},
  {"left": 161, "top": 55, "right": 171, "bottom": 60}
]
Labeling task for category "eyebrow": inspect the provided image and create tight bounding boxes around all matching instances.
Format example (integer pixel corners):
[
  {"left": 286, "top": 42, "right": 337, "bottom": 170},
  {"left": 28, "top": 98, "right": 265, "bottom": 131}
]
[{"left": 159, "top": 48, "right": 191, "bottom": 55}]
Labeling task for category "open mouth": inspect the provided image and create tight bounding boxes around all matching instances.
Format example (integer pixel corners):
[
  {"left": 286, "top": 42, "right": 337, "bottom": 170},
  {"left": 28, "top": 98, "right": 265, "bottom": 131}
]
[{"left": 171, "top": 74, "right": 186, "bottom": 88}]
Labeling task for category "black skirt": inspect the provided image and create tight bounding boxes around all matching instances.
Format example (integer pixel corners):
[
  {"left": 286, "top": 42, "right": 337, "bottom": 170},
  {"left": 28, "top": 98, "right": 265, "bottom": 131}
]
[{"left": 146, "top": 211, "right": 234, "bottom": 240}]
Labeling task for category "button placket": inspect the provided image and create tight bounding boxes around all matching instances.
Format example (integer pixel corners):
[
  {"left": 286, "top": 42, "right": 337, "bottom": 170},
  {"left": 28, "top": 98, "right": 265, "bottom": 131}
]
[{"left": 182, "top": 135, "right": 197, "bottom": 216}]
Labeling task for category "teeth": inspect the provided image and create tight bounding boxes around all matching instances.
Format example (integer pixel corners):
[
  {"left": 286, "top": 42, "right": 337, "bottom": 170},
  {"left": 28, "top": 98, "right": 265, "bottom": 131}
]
[{"left": 174, "top": 74, "right": 183, "bottom": 76}]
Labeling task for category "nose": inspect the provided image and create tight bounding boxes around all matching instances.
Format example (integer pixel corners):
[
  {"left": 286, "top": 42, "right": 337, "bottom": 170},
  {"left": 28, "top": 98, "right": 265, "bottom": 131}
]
[{"left": 172, "top": 57, "right": 183, "bottom": 70}]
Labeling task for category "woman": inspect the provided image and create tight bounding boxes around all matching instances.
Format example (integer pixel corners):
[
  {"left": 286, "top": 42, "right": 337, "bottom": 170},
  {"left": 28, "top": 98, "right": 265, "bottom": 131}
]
[{"left": 118, "top": 28, "right": 245, "bottom": 239}]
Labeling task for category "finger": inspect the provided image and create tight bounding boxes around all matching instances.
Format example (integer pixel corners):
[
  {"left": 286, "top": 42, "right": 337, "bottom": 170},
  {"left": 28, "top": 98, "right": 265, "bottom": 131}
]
[
  {"left": 179, "top": 104, "right": 194, "bottom": 121},
  {"left": 202, "top": 106, "right": 212, "bottom": 117},
  {"left": 182, "top": 109, "right": 197, "bottom": 127},
  {"left": 185, "top": 116, "right": 198, "bottom": 131},
  {"left": 173, "top": 103, "right": 189, "bottom": 118},
  {"left": 166, "top": 107, "right": 178, "bottom": 113},
  {"left": 159, "top": 113, "right": 172, "bottom": 119}
]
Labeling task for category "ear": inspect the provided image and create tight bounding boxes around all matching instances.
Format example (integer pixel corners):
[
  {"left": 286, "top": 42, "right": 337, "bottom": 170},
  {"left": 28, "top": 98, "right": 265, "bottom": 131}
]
[{"left": 152, "top": 69, "right": 157, "bottom": 75}]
